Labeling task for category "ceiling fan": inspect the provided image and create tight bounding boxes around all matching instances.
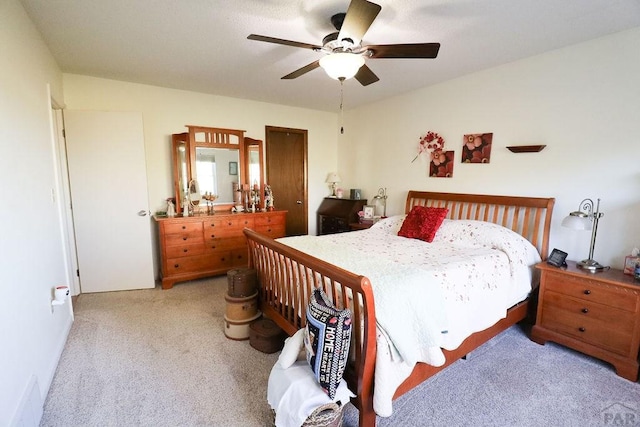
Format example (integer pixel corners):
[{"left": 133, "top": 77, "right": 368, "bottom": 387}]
[{"left": 247, "top": 0, "right": 440, "bottom": 86}]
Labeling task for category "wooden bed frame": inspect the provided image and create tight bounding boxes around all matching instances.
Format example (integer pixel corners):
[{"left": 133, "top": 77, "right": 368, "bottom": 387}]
[{"left": 244, "top": 191, "right": 555, "bottom": 426}]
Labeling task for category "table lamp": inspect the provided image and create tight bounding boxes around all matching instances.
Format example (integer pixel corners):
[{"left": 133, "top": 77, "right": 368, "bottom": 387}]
[
  {"left": 373, "top": 187, "right": 388, "bottom": 217},
  {"left": 325, "top": 172, "right": 341, "bottom": 197},
  {"left": 561, "top": 198, "right": 605, "bottom": 272}
]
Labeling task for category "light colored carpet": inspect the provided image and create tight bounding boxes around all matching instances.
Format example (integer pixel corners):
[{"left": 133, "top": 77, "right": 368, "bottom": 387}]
[{"left": 41, "top": 277, "right": 640, "bottom": 426}]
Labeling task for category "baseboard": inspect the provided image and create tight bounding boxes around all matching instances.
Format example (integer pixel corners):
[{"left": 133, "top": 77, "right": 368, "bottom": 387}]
[{"left": 11, "top": 375, "right": 42, "bottom": 427}]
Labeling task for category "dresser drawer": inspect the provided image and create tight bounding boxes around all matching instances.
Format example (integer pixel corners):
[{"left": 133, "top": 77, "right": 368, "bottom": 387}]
[
  {"left": 540, "top": 302, "right": 634, "bottom": 356},
  {"left": 229, "top": 248, "right": 249, "bottom": 267},
  {"left": 255, "top": 214, "right": 285, "bottom": 227},
  {"left": 204, "top": 217, "right": 253, "bottom": 238},
  {"left": 163, "top": 221, "right": 203, "bottom": 235},
  {"left": 255, "top": 224, "right": 285, "bottom": 238},
  {"left": 165, "top": 253, "right": 231, "bottom": 275},
  {"left": 545, "top": 271, "right": 638, "bottom": 312},
  {"left": 165, "top": 243, "right": 205, "bottom": 259},
  {"left": 205, "top": 236, "right": 246, "bottom": 252},
  {"left": 164, "top": 231, "right": 204, "bottom": 246}
]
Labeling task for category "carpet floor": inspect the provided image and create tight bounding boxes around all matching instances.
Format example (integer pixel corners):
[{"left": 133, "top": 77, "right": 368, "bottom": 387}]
[{"left": 41, "top": 277, "right": 640, "bottom": 426}]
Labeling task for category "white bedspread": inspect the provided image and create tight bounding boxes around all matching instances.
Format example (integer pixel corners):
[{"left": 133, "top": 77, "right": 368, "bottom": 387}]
[{"left": 277, "top": 217, "right": 541, "bottom": 417}]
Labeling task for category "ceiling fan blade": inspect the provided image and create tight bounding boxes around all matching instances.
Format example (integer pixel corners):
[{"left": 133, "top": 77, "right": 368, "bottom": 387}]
[
  {"left": 337, "top": 0, "right": 381, "bottom": 45},
  {"left": 281, "top": 60, "right": 321, "bottom": 80},
  {"left": 366, "top": 43, "right": 441, "bottom": 59},
  {"left": 355, "top": 64, "right": 379, "bottom": 86},
  {"left": 248, "top": 34, "right": 321, "bottom": 51}
]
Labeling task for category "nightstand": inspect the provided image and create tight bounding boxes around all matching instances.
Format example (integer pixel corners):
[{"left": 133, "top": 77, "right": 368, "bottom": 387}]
[
  {"left": 316, "top": 198, "right": 367, "bottom": 235},
  {"left": 531, "top": 261, "right": 640, "bottom": 381},
  {"left": 348, "top": 221, "right": 373, "bottom": 231}
]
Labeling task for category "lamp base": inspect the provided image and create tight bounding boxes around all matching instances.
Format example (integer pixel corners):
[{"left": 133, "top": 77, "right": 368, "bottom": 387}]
[{"left": 577, "top": 259, "right": 606, "bottom": 273}]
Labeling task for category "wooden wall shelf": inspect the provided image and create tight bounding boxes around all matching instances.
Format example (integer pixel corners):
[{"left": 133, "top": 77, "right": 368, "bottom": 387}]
[{"left": 506, "top": 145, "right": 546, "bottom": 153}]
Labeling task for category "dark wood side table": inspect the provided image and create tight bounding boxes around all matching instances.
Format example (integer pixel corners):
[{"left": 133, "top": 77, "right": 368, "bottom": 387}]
[
  {"left": 531, "top": 261, "right": 640, "bottom": 381},
  {"left": 317, "top": 197, "right": 367, "bottom": 235},
  {"left": 348, "top": 221, "right": 373, "bottom": 231}
]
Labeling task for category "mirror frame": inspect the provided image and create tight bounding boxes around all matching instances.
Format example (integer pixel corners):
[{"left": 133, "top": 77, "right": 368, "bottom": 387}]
[
  {"left": 172, "top": 125, "right": 246, "bottom": 214},
  {"left": 171, "top": 133, "right": 190, "bottom": 214},
  {"left": 244, "top": 137, "right": 264, "bottom": 209}
]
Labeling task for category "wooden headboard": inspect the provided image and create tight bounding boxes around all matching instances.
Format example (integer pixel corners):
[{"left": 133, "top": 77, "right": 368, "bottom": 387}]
[{"left": 405, "top": 191, "right": 555, "bottom": 260}]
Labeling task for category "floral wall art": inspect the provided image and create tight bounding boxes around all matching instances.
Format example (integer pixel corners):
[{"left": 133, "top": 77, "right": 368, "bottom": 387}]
[
  {"left": 411, "top": 131, "right": 454, "bottom": 178},
  {"left": 461, "top": 133, "right": 493, "bottom": 163}
]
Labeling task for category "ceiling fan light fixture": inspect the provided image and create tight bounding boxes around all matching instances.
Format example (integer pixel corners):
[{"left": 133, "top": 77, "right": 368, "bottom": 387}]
[{"left": 319, "top": 52, "right": 365, "bottom": 80}]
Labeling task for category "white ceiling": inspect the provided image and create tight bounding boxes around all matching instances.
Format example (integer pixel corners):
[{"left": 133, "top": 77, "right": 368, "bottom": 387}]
[{"left": 20, "top": 0, "right": 640, "bottom": 112}]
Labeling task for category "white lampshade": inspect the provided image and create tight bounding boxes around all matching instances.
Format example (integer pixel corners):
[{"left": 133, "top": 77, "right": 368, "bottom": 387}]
[
  {"left": 319, "top": 53, "right": 365, "bottom": 80},
  {"left": 325, "top": 172, "right": 341, "bottom": 183},
  {"left": 561, "top": 212, "right": 592, "bottom": 230}
]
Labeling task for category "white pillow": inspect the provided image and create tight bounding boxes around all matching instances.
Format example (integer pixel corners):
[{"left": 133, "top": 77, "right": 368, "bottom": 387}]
[{"left": 277, "top": 328, "right": 305, "bottom": 369}]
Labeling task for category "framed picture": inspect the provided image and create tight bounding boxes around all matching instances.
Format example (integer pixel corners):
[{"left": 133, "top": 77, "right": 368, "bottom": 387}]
[
  {"left": 623, "top": 256, "right": 640, "bottom": 275},
  {"left": 546, "top": 248, "right": 568, "bottom": 268},
  {"left": 363, "top": 205, "right": 375, "bottom": 219},
  {"left": 229, "top": 161, "right": 238, "bottom": 175}
]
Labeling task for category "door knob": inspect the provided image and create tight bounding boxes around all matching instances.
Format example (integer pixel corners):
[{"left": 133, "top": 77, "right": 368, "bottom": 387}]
[
  {"left": 138, "top": 210, "right": 148, "bottom": 216},
  {"left": 296, "top": 200, "right": 302, "bottom": 204}
]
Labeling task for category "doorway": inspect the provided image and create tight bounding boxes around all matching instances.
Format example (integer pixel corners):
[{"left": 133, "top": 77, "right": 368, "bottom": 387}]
[{"left": 265, "top": 126, "right": 308, "bottom": 236}]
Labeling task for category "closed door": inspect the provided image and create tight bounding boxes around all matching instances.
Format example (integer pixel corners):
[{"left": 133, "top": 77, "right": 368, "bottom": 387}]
[
  {"left": 64, "top": 110, "right": 155, "bottom": 293},
  {"left": 265, "top": 126, "right": 308, "bottom": 236}
]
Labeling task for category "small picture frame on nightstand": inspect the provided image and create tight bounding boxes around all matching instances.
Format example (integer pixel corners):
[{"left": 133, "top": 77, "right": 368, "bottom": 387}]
[
  {"left": 363, "top": 205, "right": 375, "bottom": 219},
  {"left": 547, "top": 248, "right": 568, "bottom": 267}
]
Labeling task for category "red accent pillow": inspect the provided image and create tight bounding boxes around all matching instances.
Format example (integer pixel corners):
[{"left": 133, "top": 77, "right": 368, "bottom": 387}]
[{"left": 398, "top": 206, "right": 449, "bottom": 242}]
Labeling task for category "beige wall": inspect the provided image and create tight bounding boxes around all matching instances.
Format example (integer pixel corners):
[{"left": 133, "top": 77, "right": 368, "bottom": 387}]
[
  {"left": 62, "top": 75, "right": 340, "bottom": 238},
  {"left": 341, "top": 27, "right": 640, "bottom": 269},
  {"left": 1, "top": 0, "right": 69, "bottom": 424}
]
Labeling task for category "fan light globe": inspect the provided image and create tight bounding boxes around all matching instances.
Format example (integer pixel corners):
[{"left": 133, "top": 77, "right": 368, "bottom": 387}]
[{"left": 319, "top": 53, "right": 365, "bottom": 80}]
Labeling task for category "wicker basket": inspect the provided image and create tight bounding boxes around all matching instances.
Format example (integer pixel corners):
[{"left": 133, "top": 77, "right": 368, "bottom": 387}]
[{"left": 273, "top": 403, "right": 343, "bottom": 427}]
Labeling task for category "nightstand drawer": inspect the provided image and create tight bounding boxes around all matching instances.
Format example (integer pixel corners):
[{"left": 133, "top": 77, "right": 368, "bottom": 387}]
[
  {"left": 541, "top": 304, "right": 633, "bottom": 356},
  {"left": 545, "top": 271, "right": 638, "bottom": 312},
  {"left": 542, "top": 291, "right": 635, "bottom": 334}
]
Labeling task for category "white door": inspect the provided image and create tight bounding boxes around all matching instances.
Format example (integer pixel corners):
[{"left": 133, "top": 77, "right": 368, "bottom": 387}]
[{"left": 64, "top": 110, "right": 155, "bottom": 292}]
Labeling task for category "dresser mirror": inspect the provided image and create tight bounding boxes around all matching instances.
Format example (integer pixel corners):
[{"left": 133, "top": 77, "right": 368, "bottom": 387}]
[
  {"left": 193, "top": 146, "right": 239, "bottom": 205},
  {"left": 172, "top": 126, "right": 270, "bottom": 215}
]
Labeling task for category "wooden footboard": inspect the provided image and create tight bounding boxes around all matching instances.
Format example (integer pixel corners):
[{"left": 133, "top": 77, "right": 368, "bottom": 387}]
[{"left": 244, "top": 228, "right": 378, "bottom": 427}]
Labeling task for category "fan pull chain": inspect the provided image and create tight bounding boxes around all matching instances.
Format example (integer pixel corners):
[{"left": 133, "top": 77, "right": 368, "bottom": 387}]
[{"left": 340, "top": 78, "right": 345, "bottom": 134}]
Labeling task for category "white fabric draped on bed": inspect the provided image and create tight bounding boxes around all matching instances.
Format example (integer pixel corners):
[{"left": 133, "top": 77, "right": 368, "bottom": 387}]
[{"left": 278, "top": 216, "right": 541, "bottom": 417}]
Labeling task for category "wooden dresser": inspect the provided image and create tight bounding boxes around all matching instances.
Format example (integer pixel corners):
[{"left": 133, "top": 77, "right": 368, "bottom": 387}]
[
  {"left": 155, "top": 211, "right": 286, "bottom": 289},
  {"left": 531, "top": 261, "right": 640, "bottom": 381}
]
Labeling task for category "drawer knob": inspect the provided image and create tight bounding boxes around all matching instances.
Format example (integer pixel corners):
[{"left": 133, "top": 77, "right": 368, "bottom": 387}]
[
  {"left": 583, "top": 289, "right": 591, "bottom": 295},
  {"left": 581, "top": 308, "right": 589, "bottom": 314},
  {"left": 211, "top": 234, "right": 215, "bottom": 238},
  {"left": 228, "top": 222, "right": 232, "bottom": 226},
  {"left": 182, "top": 237, "right": 187, "bottom": 241},
  {"left": 174, "top": 264, "right": 179, "bottom": 268},
  {"left": 181, "top": 226, "right": 186, "bottom": 229},
  {"left": 578, "top": 327, "right": 586, "bottom": 332},
  {"left": 211, "top": 245, "right": 216, "bottom": 249},
  {"left": 221, "top": 257, "right": 226, "bottom": 261},
  {"left": 210, "top": 223, "right": 215, "bottom": 227},
  {"left": 183, "top": 249, "right": 188, "bottom": 253}
]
